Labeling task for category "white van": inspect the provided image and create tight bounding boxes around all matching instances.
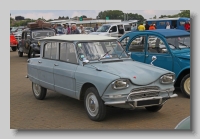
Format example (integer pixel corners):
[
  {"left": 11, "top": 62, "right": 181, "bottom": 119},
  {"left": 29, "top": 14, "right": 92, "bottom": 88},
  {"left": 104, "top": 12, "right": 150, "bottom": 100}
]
[{"left": 89, "top": 22, "right": 132, "bottom": 38}]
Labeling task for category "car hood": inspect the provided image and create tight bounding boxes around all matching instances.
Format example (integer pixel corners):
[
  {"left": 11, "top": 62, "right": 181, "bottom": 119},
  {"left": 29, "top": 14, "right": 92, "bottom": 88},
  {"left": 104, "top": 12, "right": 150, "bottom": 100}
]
[
  {"left": 86, "top": 60, "right": 172, "bottom": 85},
  {"left": 174, "top": 51, "right": 190, "bottom": 59}
]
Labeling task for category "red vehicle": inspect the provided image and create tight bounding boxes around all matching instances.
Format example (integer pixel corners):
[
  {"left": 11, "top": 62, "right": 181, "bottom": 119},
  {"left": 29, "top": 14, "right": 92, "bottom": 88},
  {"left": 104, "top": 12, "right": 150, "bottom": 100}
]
[{"left": 10, "top": 34, "right": 18, "bottom": 51}]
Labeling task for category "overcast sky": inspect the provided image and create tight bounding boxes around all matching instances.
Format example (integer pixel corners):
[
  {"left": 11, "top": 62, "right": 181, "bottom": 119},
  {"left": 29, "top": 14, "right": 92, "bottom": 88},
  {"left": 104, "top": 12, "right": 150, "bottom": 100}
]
[{"left": 10, "top": 10, "right": 181, "bottom": 20}]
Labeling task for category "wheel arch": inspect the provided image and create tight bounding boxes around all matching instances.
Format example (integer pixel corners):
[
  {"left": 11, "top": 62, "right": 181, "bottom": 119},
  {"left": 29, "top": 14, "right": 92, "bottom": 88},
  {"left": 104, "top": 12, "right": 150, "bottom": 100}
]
[
  {"left": 174, "top": 68, "right": 190, "bottom": 87},
  {"left": 79, "top": 83, "right": 97, "bottom": 101}
]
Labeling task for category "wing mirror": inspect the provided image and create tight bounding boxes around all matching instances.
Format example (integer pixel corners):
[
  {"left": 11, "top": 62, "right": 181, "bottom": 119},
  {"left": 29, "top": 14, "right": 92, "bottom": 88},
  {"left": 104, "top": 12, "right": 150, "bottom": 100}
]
[
  {"left": 151, "top": 56, "right": 157, "bottom": 65},
  {"left": 109, "top": 30, "right": 112, "bottom": 33},
  {"left": 83, "top": 57, "right": 90, "bottom": 66}
]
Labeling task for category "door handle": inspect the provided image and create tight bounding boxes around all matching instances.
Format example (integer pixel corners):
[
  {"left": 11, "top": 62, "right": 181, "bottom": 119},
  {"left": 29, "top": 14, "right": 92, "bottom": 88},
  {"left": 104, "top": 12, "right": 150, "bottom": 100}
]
[
  {"left": 38, "top": 61, "right": 42, "bottom": 63},
  {"left": 54, "top": 64, "right": 59, "bottom": 66}
]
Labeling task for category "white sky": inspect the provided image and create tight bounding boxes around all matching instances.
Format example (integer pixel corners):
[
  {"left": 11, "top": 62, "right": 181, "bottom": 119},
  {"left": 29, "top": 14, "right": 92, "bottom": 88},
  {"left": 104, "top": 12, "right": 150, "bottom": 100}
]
[{"left": 10, "top": 10, "right": 181, "bottom": 20}]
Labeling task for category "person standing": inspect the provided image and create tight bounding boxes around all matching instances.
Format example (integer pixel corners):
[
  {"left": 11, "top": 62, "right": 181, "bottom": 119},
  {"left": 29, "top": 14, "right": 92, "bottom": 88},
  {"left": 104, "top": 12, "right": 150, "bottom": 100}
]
[
  {"left": 71, "top": 24, "right": 80, "bottom": 34},
  {"left": 79, "top": 25, "right": 86, "bottom": 34},
  {"left": 52, "top": 24, "right": 58, "bottom": 34},
  {"left": 66, "top": 25, "right": 71, "bottom": 34},
  {"left": 138, "top": 23, "right": 145, "bottom": 31},
  {"left": 62, "top": 24, "right": 68, "bottom": 34},
  {"left": 166, "top": 22, "right": 171, "bottom": 29},
  {"left": 149, "top": 24, "right": 156, "bottom": 30},
  {"left": 145, "top": 21, "right": 150, "bottom": 30},
  {"left": 184, "top": 21, "right": 190, "bottom": 31},
  {"left": 94, "top": 24, "right": 99, "bottom": 32}
]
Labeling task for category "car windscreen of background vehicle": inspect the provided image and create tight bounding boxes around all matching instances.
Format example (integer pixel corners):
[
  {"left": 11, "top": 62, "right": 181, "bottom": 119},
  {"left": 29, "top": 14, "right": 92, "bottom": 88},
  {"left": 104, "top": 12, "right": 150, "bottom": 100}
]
[{"left": 32, "top": 31, "right": 55, "bottom": 39}]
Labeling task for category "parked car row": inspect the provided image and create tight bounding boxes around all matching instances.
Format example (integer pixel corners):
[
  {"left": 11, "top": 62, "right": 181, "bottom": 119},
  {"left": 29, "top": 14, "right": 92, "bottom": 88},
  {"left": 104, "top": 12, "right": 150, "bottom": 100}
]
[{"left": 10, "top": 26, "right": 190, "bottom": 121}]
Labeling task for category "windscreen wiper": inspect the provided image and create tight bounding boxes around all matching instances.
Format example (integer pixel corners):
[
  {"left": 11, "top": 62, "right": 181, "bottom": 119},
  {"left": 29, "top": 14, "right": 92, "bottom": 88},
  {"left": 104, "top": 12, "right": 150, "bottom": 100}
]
[{"left": 98, "top": 50, "right": 111, "bottom": 61}]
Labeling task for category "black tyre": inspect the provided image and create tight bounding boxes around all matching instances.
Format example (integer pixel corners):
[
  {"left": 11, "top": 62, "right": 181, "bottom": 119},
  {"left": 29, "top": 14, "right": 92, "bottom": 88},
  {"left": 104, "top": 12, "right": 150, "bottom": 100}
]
[
  {"left": 180, "top": 74, "right": 190, "bottom": 98},
  {"left": 32, "top": 82, "right": 47, "bottom": 100},
  {"left": 28, "top": 48, "right": 35, "bottom": 58},
  {"left": 84, "top": 87, "right": 107, "bottom": 121},
  {"left": 145, "top": 105, "right": 163, "bottom": 112},
  {"left": 11, "top": 47, "right": 17, "bottom": 51},
  {"left": 18, "top": 50, "right": 23, "bottom": 57}
]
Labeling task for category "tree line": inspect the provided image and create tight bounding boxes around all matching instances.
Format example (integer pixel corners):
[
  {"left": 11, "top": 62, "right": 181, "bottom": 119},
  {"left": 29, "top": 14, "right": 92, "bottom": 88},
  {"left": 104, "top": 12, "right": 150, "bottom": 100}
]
[{"left": 10, "top": 10, "right": 190, "bottom": 27}]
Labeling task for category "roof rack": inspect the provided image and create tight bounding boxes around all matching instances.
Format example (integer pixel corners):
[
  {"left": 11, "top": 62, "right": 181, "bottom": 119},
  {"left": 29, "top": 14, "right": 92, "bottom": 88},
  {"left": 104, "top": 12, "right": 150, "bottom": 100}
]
[{"left": 27, "top": 19, "right": 52, "bottom": 29}]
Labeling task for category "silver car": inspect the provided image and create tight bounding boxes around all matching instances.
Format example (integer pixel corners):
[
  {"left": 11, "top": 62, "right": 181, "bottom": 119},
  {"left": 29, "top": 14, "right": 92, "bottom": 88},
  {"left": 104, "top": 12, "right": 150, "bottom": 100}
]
[{"left": 26, "top": 35, "right": 177, "bottom": 121}]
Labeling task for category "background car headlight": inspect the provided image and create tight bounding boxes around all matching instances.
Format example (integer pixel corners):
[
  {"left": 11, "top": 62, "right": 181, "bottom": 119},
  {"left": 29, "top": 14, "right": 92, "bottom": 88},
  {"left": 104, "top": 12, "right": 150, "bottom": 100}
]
[
  {"left": 160, "top": 74, "right": 175, "bottom": 84},
  {"left": 112, "top": 79, "right": 130, "bottom": 89}
]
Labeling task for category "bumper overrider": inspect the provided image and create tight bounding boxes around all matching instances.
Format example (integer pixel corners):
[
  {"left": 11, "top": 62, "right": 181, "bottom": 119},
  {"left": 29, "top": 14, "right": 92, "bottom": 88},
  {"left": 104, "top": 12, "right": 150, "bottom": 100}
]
[{"left": 103, "top": 87, "right": 178, "bottom": 108}]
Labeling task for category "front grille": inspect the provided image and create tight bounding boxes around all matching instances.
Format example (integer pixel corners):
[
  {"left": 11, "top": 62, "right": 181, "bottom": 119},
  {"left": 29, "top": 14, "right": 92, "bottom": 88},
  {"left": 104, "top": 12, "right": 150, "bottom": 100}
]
[
  {"left": 14, "top": 35, "right": 21, "bottom": 41},
  {"left": 129, "top": 86, "right": 160, "bottom": 100}
]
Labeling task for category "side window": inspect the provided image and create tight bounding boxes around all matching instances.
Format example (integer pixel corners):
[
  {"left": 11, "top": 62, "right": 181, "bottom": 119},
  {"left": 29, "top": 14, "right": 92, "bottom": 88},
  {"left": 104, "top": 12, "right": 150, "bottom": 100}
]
[
  {"left": 60, "top": 43, "right": 77, "bottom": 64},
  {"left": 120, "top": 36, "right": 130, "bottom": 49},
  {"left": 124, "top": 25, "right": 131, "bottom": 31},
  {"left": 44, "top": 43, "right": 51, "bottom": 59},
  {"left": 51, "top": 42, "right": 59, "bottom": 60},
  {"left": 179, "top": 21, "right": 185, "bottom": 26},
  {"left": 147, "top": 36, "right": 168, "bottom": 53},
  {"left": 159, "top": 22, "right": 165, "bottom": 26},
  {"left": 43, "top": 42, "right": 59, "bottom": 59},
  {"left": 128, "top": 36, "right": 145, "bottom": 52},
  {"left": 110, "top": 26, "right": 117, "bottom": 32}
]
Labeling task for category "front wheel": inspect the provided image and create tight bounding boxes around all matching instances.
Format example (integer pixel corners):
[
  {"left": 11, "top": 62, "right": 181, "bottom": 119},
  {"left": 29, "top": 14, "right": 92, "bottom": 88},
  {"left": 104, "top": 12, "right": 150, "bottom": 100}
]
[
  {"left": 11, "top": 47, "right": 17, "bottom": 51},
  {"left": 28, "top": 48, "right": 35, "bottom": 58},
  {"left": 145, "top": 105, "right": 163, "bottom": 112},
  {"left": 84, "top": 87, "right": 107, "bottom": 121},
  {"left": 32, "top": 82, "right": 47, "bottom": 100},
  {"left": 18, "top": 50, "right": 23, "bottom": 57},
  {"left": 180, "top": 74, "right": 190, "bottom": 98}
]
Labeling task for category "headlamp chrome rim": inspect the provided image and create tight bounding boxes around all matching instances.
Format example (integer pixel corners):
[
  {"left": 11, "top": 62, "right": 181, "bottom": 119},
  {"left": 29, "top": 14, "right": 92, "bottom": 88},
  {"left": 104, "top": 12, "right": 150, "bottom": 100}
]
[
  {"left": 160, "top": 73, "right": 175, "bottom": 84},
  {"left": 111, "top": 79, "right": 130, "bottom": 90}
]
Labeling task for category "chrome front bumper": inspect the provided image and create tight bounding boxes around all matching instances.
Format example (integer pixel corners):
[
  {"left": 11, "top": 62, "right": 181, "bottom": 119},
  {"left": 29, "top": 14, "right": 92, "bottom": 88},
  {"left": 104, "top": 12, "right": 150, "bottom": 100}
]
[{"left": 105, "top": 94, "right": 178, "bottom": 106}]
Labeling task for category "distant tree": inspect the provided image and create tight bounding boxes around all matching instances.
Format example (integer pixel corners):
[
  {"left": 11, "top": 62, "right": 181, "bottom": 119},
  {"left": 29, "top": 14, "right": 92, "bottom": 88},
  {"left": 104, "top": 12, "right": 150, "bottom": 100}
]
[
  {"left": 178, "top": 10, "right": 190, "bottom": 18},
  {"left": 81, "top": 15, "right": 87, "bottom": 18},
  {"left": 58, "top": 16, "right": 61, "bottom": 19},
  {"left": 65, "top": 16, "right": 69, "bottom": 19},
  {"left": 96, "top": 10, "right": 124, "bottom": 20},
  {"left": 153, "top": 15, "right": 157, "bottom": 19}
]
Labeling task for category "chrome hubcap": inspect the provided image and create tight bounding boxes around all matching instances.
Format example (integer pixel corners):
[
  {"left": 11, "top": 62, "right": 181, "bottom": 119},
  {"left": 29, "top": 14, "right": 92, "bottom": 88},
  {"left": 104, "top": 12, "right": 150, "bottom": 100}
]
[
  {"left": 33, "top": 83, "right": 41, "bottom": 96},
  {"left": 86, "top": 92, "right": 99, "bottom": 117},
  {"left": 184, "top": 77, "right": 190, "bottom": 95}
]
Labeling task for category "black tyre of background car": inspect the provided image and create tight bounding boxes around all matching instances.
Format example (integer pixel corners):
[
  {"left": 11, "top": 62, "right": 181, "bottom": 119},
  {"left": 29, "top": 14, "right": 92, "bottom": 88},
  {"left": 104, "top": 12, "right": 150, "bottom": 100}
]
[
  {"left": 180, "top": 74, "right": 190, "bottom": 98},
  {"left": 32, "top": 82, "right": 47, "bottom": 100},
  {"left": 11, "top": 47, "right": 17, "bottom": 51},
  {"left": 145, "top": 105, "right": 163, "bottom": 112},
  {"left": 28, "top": 48, "right": 35, "bottom": 58},
  {"left": 84, "top": 87, "right": 107, "bottom": 121},
  {"left": 18, "top": 50, "right": 23, "bottom": 57}
]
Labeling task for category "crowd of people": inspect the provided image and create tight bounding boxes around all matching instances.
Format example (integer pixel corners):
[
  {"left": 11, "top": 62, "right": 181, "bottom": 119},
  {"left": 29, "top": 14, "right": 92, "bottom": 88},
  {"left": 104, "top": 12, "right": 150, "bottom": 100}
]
[
  {"left": 136, "top": 21, "right": 190, "bottom": 31},
  {"left": 51, "top": 23, "right": 99, "bottom": 35}
]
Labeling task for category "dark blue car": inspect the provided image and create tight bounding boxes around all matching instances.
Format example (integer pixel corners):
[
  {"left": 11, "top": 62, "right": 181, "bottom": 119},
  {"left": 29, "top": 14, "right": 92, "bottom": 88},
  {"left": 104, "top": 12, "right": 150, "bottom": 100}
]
[{"left": 119, "top": 29, "right": 190, "bottom": 98}]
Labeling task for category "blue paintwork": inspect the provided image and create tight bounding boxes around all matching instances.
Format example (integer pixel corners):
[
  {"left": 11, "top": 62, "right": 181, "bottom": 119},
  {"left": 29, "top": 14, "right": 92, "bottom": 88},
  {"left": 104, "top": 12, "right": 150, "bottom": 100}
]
[
  {"left": 27, "top": 36, "right": 177, "bottom": 109},
  {"left": 119, "top": 29, "right": 190, "bottom": 87},
  {"left": 146, "top": 17, "right": 190, "bottom": 30}
]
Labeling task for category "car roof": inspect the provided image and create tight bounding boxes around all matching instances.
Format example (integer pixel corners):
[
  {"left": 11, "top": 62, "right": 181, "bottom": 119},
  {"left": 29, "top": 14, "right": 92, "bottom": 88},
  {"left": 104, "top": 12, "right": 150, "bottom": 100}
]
[
  {"left": 42, "top": 35, "right": 117, "bottom": 41},
  {"left": 130, "top": 29, "right": 190, "bottom": 37}
]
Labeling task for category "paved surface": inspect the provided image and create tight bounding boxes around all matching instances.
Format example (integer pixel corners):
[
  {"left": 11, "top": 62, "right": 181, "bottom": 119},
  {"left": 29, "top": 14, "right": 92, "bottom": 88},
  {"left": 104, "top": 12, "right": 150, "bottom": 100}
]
[{"left": 10, "top": 50, "right": 190, "bottom": 130}]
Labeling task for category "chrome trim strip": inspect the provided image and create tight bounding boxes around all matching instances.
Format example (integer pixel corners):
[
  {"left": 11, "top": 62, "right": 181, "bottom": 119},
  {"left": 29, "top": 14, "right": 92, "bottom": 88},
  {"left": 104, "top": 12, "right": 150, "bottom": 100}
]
[{"left": 105, "top": 101, "right": 126, "bottom": 105}]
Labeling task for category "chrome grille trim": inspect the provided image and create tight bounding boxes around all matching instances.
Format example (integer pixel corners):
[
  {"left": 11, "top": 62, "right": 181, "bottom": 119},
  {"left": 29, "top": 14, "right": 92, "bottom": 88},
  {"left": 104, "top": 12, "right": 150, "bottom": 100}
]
[{"left": 127, "top": 86, "right": 160, "bottom": 100}]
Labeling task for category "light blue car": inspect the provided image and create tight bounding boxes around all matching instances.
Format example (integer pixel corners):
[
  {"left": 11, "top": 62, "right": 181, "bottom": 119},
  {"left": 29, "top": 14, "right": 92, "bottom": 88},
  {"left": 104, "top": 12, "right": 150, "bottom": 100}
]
[
  {"left": 26, "top": 35, "right": 177, "bottom": 121},
  {"left": 119, "top": 29, "right": 190, "bottom": 98}
]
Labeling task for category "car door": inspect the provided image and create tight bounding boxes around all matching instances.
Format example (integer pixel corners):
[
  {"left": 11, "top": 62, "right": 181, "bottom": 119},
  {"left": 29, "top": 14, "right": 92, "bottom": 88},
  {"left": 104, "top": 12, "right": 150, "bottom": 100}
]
[
  {"left": 20, "top": 32, "right": 26, "bottom": 53},
  {"left": 108, "top": 25, "right": 118, "bottom": 38},
  {"left": 37, "top": 42, "right": 55, "bottom": 90},
  {"left": 145, "top": 35, "right": 173, "bottom": 71},
  {"left": 53, "top": 42, "right": 78, "bottom": 99},
  {"left": 125, "top": 35, "right": 147, "bottom": 62}
]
